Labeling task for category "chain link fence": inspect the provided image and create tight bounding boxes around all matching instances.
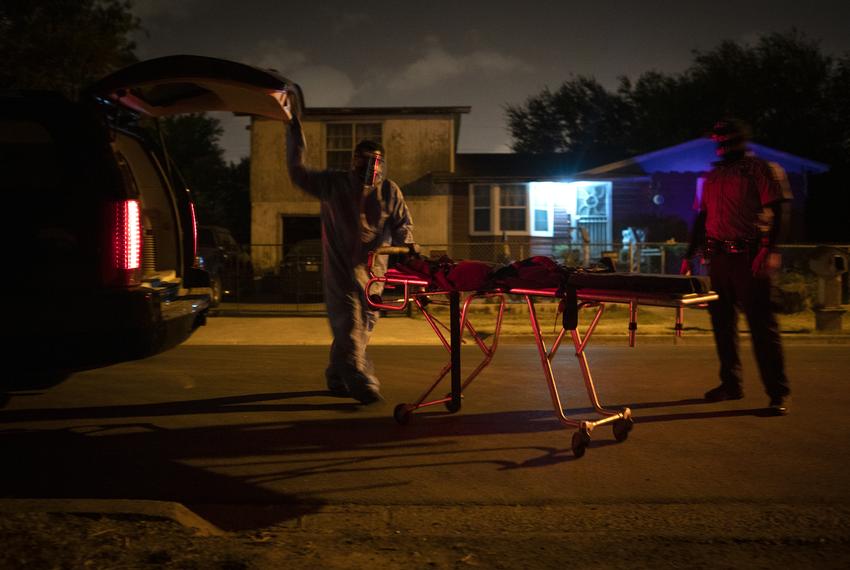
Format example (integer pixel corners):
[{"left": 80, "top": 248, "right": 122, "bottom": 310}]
[{"left": 214, "top": 241, "right": 850, "bottom": 316}]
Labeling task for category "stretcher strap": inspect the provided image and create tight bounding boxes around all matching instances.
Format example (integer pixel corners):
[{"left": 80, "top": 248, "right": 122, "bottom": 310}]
[{"left": 561, "top": 285, "right": 579, "bottom": 330}]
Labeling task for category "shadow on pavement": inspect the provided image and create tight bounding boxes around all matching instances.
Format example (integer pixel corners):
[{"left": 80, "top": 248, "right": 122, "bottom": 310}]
[
  {"left": 0, "top": 391, "right": 360, "bottom": 422},
  {"left": 0, "top": 392, "right": 780, "bottom": 529},
  {"left": 0, "top": 395, "right": 574, "bottom": 529},
  {"left": 565, "top": 397, "right": 775, "bottom": 422},
  {"left": 0, "top": 424, "right": 326, "bottom": 531}
]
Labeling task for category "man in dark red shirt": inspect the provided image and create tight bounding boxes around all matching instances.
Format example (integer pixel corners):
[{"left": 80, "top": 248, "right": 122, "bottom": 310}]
[{"left": 682, "top": 118, "right": 792, "bottom": 415}]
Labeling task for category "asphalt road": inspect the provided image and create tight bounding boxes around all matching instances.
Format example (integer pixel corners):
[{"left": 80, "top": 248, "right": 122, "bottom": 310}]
[
  {"left": 3, "top": 337, "right": 850, "bottom": 513},
  {"left": 3, "top": 319, "right": 850, "bottom": 568}
]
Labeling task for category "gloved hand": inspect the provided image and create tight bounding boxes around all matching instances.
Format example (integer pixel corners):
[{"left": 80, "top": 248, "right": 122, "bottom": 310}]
[
  {"left": 276, "top": 83, "right": 304, "bottom": 122},
  {"left": 752, "top": 247, "right": 781, "bottom": 277},
  {"left": 679, "top": 258, "right": 692, "bottom": 276}
]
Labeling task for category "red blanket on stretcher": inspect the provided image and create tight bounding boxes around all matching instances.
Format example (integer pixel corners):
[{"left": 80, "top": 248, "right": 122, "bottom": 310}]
[
  {"left": 393, "top": 255, "right": 711, "bottom": 330},
  {"left": 398, "top": 255, "right": 577, "bottom": 292},
  {"left": 396, "top": 255, "right": 711, "bottom": 295}
]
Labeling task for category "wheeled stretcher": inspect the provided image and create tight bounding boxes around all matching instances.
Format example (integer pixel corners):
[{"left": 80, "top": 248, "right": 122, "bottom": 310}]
[{"left": 366, "top": 247, "right": 718, "bottom": 457}]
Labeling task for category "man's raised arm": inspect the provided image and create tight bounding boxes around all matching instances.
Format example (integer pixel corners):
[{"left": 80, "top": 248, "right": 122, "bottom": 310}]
[{"left": 286, "top": 115, "right": 324, "bottom": 199}]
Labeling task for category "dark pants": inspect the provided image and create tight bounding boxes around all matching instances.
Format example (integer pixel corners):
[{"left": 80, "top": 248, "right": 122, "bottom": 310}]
[{"left": 708, "top": 252, "right": 790, "bottom": 399}]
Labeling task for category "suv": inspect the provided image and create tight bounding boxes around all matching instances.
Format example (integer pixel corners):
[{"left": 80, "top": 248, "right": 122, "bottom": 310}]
[
  {"left": 197, "top": 225, "right": 254, "bottom": 306},
  {"left": 2, "top": 55, "right": 300, "bottom": 385}
]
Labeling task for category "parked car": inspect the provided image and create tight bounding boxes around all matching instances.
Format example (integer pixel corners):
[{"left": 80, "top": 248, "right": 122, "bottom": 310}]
[
  {"left": 197, "top": 225, "right": 254, "bottom": 306},
  {"left": 2, "top": 55, "right": 300, "bottom": 386},
  {"left": 280, "top": 238, "right": 323, "bottom": 302}
]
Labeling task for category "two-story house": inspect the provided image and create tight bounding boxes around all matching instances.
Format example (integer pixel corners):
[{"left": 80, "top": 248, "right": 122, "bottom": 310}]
[{"left": 249, "top": 106, "right": 469, "bottom": 273}]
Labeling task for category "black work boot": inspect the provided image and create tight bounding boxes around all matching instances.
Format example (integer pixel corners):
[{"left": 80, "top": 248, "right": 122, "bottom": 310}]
[
  {"left": 704, "top": 384, "right": 744, "bottom": 402},
  {"left": 348, "top": 383, "right": 385, "bottom": 405},
  {"left": 767, "top": 395, "right": 790, "bottom": 416},
  {"left": 326, "top": 377, "right": 351, "bottom": 398}
]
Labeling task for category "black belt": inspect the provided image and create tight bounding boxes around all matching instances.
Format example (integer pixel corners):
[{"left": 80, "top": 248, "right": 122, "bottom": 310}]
[{"left": 705, "top": 238, "right": 758, "bottom": 255}]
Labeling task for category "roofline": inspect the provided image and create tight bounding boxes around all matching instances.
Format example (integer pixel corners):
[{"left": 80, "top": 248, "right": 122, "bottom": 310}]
[
  {"left": 580, "top": 139, "right": 708, "bottom": 176},
  {"left": 748, "top": 142, "right": 830, "bottom": 172},
  {"left": 304, "top": 106, "right": 471, "bottom": 117},
  {"left": 581, "top": 138, "right": 830, "bottom": 176},
  {"left": 432, "top": 174, "right": 591, "bottom": 184}
]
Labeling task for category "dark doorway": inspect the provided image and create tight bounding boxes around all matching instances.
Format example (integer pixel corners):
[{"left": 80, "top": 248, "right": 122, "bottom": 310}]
[
  {"left": 280, "top": 216, "right": 323, "bottom": 303},
  {"left": 282, "top": 216, "right": 321, "bottom": 254}
]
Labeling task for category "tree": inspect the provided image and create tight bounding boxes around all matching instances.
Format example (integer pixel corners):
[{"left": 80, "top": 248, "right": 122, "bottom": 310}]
[
  {"left": 0, "top": 0, "right": 140, "bottom": 98},
  {"left": 507, "top": 30, "right": 849, "bottom": 171},
  {"left": 506, "top": 76, "right": 633, "bottom": 167},
  {"left": 150, "top": 114, "right": 251, "bottom": 243}
]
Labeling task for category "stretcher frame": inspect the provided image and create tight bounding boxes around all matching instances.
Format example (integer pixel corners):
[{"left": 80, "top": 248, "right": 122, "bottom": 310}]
[
  {"left": 366, "top": 247, "right": 718, "bottom": 457},
  {"left": 366, "top": 248, "right": 506, "bottom": 422},
  {"left": 509, "top": 286, "right": 718, "bottom": 456}
]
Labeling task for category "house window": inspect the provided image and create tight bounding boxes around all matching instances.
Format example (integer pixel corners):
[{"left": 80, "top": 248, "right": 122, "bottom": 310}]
[
  {"left": 469, "top": 183, "right": 554, "bottom": 237},
  {"left": 472, "top": 184, "right": 491, "bottom": 232},
  {"left": 326, "top": 123, "right": 383, "bottom": 170},
  {"left": 499, "top": 184, "right": 527, "bottom": 232}
]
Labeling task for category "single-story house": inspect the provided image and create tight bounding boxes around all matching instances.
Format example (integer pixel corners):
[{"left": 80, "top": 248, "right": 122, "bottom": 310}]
[{"left": 580, "top": 139, "right": 830, "bottom": 243}]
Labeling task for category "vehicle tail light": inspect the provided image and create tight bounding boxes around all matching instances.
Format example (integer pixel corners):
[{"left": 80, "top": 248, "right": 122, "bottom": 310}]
[
  {"left": 106, "top": 199, "right": 142, "bottom": 286},
  {"left": 189, "top": 201, "right": 198, "bottom": 260}
]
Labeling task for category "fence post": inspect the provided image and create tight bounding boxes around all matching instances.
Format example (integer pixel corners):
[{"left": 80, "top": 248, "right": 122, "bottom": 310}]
[{"left": 580, "top": 227, "right": 591, "bottom": 266}]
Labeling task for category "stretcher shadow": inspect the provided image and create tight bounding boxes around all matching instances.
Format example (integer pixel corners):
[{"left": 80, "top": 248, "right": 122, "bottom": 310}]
[
  {"left": 597, "top": 398, "right": 778, "bottom": 422},
  {"left": 633, "top": 407, "right": 783, "bottom": 423},
  {"left": 0, "top": 390, "right": 361, "bottom": 423},
  {"left": 0, "top": 406, "right": 589, "bottom": 529}
]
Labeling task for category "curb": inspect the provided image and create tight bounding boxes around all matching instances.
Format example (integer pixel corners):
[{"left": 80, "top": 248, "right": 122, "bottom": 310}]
[
  {"left": 0, "top": 499, "right": 226, "bottom": 536},
  {"left": 5, "top": 500, "right": 848, "bottom": 539}
]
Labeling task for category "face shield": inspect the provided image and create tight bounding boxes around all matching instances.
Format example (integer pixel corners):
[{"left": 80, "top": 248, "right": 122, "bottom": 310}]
[
  {"left": 710, "top": 119, "right": 750, "bottom": 158},
  {"left": 353, "top": 150, "right": 385, "bottom": 188}
]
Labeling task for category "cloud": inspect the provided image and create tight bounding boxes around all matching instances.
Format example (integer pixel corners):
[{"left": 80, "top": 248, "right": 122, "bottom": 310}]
[
  {"left": 239, "top": 36, "right": 530, "bottom": 109},
  {"left": 243, "top": 39, "right": 357, "bottom": 107},
  {"left": 385, "top": 37, "right": 529, "bottom": 92},
  {"left": 248, "top": 39, "right": 309, "bottom": 74}
]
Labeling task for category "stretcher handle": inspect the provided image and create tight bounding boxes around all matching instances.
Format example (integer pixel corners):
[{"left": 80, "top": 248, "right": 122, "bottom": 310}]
[
  {"left": 367, "top": 244, "right": 419, "bottom": 277},
  {"left": 374, "top": 246, "right": 413, "bottom": 255},
  {"left": 365, "top": 276, "right": 411, "bottom": 311}
]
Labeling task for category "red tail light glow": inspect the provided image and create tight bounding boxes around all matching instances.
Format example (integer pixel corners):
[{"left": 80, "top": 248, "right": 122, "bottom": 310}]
[
  {"left": 189, "top": 201, "right": 198, "bottom": 259},
  {"left": 107, "top": 199, "right": 142, "bottom": 286}
]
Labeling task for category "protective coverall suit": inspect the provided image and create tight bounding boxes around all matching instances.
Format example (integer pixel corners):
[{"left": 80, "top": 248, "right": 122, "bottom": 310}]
[{"left": 286, "top": 116, "right": 414, "bottom": 403}]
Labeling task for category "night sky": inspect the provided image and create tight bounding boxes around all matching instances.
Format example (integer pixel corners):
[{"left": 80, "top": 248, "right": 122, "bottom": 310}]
[{"left": 131, "top": 0, "right": 850, "bottom": 163}]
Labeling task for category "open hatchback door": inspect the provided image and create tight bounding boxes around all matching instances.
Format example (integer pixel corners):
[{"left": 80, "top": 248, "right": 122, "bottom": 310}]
[{"left": 89, "top": 54, "right": 302, "bottom": 120}]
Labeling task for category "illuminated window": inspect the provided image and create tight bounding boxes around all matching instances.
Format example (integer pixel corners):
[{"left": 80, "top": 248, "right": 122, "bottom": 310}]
[
  {"left": 326, "top": 123, "right": 382, "bottom": 170},
  {"left": 529, "top": 184, "right": 553, "bottom": 236}
]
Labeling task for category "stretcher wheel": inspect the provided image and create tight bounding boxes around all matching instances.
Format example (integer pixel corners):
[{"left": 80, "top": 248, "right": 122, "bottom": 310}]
[
  {"left": 613, "top": 418, "right": 634, "bottom": 442},
  {"left": 571, "top": 430, "right": 591, "bottom": 458},
  {"left": 443, "top": 393, "right": 462, "bottom": 413},
  {"left": 393, "top": 403, "right": 411, "bottom": 425}
]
